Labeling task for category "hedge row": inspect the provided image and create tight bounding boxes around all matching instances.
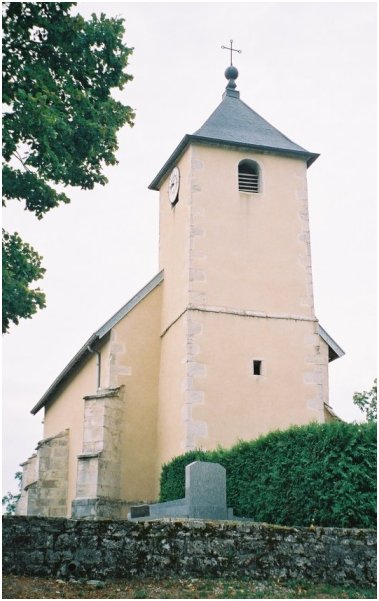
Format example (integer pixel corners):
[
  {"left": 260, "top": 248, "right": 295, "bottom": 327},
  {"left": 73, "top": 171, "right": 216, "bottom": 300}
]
[{"left": 159, "top": 421, "right": 377, "bottom": 528}]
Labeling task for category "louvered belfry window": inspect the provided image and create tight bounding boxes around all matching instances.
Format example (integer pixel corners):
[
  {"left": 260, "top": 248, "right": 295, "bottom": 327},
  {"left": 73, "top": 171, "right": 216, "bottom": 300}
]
[{"left": 238, "top": 160, "right": 260, "bottom": 193}]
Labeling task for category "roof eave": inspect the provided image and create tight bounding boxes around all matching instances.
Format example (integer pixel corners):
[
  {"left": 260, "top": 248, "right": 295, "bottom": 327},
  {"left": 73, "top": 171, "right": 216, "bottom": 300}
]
[
  {"left": 30, "top": 333, "right": 101, "bottom": 415},
  {"left": 318, "top": 324, "right": 345, "bottom": 362},
  {"left": 148, "top": 135, "right": 191, "bottom": 191},
  {"left": 324, "top": 402, "right": 343, "bottom": 421},
  {"left": 148, "top": 134, "right": 319, "bottom": 191}
]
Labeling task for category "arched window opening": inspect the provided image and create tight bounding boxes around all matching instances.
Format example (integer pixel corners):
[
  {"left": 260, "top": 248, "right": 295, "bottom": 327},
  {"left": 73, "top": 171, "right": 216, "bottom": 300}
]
[{"left": 238, "top": 160, "right": 260, "bottom": 193}]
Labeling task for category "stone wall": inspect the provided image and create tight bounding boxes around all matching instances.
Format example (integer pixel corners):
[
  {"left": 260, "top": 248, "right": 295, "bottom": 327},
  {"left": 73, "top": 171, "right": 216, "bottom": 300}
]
[{"left": 2, "top": 516, "right": 376, "bottom": 585}]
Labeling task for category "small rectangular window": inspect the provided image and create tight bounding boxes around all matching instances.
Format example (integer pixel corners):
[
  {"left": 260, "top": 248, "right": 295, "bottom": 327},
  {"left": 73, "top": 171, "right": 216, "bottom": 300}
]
[{"left": 253, "top": 360, "right": 262, "bottom": 376}]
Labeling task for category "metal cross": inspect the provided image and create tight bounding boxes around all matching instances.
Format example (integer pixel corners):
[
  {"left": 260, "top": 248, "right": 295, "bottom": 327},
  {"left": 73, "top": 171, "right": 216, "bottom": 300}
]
[{"left": 221, "top": 40, "right": 242, "bottom": 66}]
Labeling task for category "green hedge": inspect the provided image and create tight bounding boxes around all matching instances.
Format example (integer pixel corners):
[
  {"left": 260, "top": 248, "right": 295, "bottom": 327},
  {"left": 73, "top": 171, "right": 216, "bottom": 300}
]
[{"left": 159, "top": 421, "right": 377, "bottom": 528}]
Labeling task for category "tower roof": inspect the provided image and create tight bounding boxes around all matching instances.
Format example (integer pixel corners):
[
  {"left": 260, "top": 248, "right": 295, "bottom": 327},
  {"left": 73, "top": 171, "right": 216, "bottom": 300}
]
[
  {"left": 194, "top": 90, "right": 319, "bottom": 161},
  {"left": 149, "top": 81, "right": 319, "bottom": 191}
]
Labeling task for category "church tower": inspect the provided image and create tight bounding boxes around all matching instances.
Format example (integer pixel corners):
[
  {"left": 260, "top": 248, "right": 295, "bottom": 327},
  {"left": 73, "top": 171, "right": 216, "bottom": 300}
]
[{"left": 150, "top": 55, "right": 338, "bottom": 472}]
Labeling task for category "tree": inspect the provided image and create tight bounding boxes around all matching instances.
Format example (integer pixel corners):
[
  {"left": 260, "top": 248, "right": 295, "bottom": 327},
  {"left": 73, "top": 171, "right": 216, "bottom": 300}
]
[
  {"left": 2, "top": 231, "right": 46, "bottom": 333},
  {"left": 353, "top": 379, "right": 377, "bottom": 422},
  {"left": 2, "top": 2, "right": 135, "bottom": 333},
  {"left": 2, "top": 471, "right": 22, "bottom": 515}
]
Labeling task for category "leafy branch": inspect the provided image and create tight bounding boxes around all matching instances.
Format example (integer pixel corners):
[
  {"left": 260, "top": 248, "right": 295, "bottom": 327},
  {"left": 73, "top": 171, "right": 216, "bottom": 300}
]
[{"left": 2, "top": 2, "right": 135, "bottom": 332}]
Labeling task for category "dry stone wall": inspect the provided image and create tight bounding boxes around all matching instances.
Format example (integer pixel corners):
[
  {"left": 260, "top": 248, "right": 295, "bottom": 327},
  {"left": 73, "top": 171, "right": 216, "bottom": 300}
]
[{"left": 2, "top": 516, "right": 376, "bottom": 585}]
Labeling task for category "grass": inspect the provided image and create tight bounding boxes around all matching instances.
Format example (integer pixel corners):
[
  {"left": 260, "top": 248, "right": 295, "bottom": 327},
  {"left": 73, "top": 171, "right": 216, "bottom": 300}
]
[{"left": 2, "top": 575, "right": 377, "bottom": 599}]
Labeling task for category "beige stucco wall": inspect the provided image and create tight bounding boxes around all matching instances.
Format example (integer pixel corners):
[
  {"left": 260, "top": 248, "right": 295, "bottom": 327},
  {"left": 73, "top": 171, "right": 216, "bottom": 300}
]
[
  {"left": 156, "top": 313, "right": 188, "bottom": 473},
  {"left": 319, "top": 336, "right": 330, "bottom": 414},
  {"left": 187, "top": 144, "right": 315, "bottom": 316},
  {"left": 111, "top": 282, "right": 162, "bottom": 502},
  {"left": 159, "top": 149, "right": 192, "bottom": 332},
  {"left": 157, "top": 308, "right": 328, "bottom": 468},
  {"left": 186, "top": 310, "right": 326, "bottom": 450}
]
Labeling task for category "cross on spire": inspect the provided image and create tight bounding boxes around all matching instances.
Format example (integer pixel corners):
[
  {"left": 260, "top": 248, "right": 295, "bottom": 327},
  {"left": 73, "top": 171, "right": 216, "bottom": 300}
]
[{"left": 221, "top": 39, "right": 242, "bottom": 66}]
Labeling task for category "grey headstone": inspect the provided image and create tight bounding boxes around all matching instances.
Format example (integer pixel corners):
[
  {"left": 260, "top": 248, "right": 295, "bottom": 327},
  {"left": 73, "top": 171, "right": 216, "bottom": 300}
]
[
  {"left": 128, "top": 461, "right": 231, "bottom": 522},
  {"left": 185, "top": 461, "right": 227, "bottom": 520},
  {"left": 149, "top": 499, "right": 188, "bottom": 518},
  {"left": 130, "top": 504, "right": 150, "bottom": 518}
]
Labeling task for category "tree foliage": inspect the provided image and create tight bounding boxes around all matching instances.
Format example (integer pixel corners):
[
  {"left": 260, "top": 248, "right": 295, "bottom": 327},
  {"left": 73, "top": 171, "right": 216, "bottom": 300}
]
[
  {"left": 2, "top": 230, "right": 46, "bottom": 333},
  {"left": 2, "top": 471, "right": 22, "bottom": 515},
  {"left": 2, "top": 2, "right": 135, "bottom": 332},
  {"left": 353, "top": 379, "right": 377, "bottom": 422},
  {"left": 160, "top": 421, "right": 377, "bottom": 529}
]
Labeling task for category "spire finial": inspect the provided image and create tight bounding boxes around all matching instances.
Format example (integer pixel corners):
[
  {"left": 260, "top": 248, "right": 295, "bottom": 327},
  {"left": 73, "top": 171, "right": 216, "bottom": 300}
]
[
  {"left": 221, "top": 40, "right": 241, "bottom": 93},
  {"left": 221, "top": 39, "right": 242, "bottom": 66}
]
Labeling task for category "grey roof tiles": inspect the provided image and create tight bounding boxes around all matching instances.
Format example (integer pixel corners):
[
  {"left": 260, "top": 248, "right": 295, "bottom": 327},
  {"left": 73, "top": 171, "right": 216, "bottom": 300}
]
[
  {"left": 194, "top": 91, "right": 313, "bottom": 155},
  {"left": 149, "top": 88, "right": 319, "bottom": 190}
]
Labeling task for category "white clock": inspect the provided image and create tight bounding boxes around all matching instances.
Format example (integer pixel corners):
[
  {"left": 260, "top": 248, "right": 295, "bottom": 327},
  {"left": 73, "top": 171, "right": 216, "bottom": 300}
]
[{"left": 168, "top": 166, "right": 180, "bottom": 204}]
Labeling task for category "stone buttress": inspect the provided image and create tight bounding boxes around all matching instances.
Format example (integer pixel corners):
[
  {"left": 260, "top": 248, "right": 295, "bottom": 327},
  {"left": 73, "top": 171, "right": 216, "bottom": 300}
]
[{"left": 71, "top": 386, "right": 128, "bottom": 518}]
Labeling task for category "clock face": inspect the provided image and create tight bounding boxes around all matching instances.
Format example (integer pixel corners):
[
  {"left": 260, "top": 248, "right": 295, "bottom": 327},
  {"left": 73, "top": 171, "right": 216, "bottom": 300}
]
[{"left": 168, "top": 167, "right": 180, "bottom": 204}]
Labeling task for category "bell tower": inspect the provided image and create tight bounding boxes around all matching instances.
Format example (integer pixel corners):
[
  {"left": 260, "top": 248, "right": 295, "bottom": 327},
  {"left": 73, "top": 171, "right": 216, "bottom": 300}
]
[{"left": 150, "top": 53, "right": 342, "bottom": 472}]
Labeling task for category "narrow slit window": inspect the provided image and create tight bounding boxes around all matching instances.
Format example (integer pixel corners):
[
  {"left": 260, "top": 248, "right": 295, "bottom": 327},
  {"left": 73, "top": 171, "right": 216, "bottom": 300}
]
[
  {"left": 238, "top": 159, "right": 260, "bottom": 193},
  {"left": 253, "top": 360, "right": 262, "bottom": 376}
]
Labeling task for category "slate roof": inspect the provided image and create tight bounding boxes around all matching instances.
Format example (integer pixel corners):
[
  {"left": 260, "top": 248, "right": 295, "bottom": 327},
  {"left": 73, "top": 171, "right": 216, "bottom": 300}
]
[{"left": 149, "top": 88, "right": 319, "bottom": 190}]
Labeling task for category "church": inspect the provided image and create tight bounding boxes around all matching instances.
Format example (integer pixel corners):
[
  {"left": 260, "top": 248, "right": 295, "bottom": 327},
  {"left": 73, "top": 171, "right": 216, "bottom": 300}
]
[{"left": 16, "top": 57, "right": 344, "bottom": 519}]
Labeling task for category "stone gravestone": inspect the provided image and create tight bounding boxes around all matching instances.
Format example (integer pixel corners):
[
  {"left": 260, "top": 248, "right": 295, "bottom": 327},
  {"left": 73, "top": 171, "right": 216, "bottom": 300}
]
[
  {"left": 129, "top": 461, "right": 230, "bottom": 521},
  {"left": 186, "top": 461, "right": 227, "bottom": 519}
]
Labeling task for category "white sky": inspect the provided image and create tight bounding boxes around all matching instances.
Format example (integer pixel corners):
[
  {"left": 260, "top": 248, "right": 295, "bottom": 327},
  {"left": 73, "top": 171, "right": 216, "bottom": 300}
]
[{"left": 2, "top": 2, "right": 377, "bottom": 496}]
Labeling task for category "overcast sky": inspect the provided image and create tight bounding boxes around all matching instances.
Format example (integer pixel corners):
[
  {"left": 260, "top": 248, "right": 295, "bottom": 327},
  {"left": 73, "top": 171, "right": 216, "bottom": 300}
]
[{"left": 2, "top": 1, "right": 377, "bottom": 496}]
